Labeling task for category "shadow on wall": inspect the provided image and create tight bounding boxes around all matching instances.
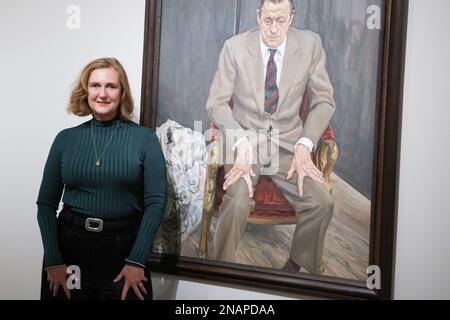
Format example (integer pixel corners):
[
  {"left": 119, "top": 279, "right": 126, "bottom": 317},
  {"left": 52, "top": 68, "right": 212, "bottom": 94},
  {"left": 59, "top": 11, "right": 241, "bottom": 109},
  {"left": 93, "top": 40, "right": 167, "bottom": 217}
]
[{"left": 152, "top": 273, "right": 179, "bottom": 300}]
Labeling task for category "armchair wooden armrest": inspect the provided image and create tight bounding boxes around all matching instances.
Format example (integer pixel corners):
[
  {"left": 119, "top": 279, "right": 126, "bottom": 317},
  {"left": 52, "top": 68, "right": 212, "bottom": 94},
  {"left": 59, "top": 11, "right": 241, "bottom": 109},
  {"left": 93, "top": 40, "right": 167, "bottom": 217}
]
[{"left": 198, "top": 137, "right": 221, "bottom": 259}]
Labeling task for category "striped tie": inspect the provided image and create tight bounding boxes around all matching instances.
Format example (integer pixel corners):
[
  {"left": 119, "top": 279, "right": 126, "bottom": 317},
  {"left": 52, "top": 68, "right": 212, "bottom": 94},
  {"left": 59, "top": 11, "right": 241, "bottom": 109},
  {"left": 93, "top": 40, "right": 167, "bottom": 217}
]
[{"left": 264, "top": 49, "right": 279, "bottom": 115}]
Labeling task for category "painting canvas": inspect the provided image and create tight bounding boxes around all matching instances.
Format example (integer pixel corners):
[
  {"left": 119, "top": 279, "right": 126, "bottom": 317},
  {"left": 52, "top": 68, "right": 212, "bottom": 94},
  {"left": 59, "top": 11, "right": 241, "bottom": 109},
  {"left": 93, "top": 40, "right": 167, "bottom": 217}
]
[{"left": 141, "top": 0, "right": 408, "bottom": 299}]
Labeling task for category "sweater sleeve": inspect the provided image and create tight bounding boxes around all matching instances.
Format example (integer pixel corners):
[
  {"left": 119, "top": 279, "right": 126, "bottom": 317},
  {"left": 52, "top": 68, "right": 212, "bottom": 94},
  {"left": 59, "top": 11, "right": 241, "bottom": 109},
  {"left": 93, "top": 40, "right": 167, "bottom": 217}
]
[
  {"left": 36, "top": 131, "right": 65, "bottom": 268},
  {"left": 127, "top": 130, "right": 167, "bottom": 266}
]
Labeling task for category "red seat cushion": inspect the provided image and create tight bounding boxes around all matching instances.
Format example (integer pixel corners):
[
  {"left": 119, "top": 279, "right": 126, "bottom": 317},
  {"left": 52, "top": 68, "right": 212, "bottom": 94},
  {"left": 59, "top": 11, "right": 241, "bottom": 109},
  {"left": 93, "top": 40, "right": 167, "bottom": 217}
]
[
  {"left": 321, "top": 126, "right": 335, "bottom": 141},
  {"left": 215, "top": 167, "right": 296, "bottom": 224}
]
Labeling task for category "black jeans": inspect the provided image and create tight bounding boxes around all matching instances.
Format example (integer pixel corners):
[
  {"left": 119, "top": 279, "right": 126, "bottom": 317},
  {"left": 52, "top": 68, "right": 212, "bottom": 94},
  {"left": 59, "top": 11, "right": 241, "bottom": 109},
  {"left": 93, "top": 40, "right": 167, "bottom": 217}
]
[{"left": 40, "top": 208, "right": 152, "bottom": 300}]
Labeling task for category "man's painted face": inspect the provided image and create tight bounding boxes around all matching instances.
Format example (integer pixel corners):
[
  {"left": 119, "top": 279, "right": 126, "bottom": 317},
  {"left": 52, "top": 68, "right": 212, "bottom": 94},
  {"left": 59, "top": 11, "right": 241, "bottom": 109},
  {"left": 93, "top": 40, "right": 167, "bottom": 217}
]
[{"left": 257, "top": 1, "right": 294, "bottom": 48}]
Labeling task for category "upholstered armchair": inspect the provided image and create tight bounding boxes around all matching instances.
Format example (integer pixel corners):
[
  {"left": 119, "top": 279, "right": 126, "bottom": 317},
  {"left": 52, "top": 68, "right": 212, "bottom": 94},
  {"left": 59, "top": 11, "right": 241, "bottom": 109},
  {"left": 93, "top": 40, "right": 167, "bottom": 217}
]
[{"left": 198, "top": 96, "right": 339, "bottom": 260}]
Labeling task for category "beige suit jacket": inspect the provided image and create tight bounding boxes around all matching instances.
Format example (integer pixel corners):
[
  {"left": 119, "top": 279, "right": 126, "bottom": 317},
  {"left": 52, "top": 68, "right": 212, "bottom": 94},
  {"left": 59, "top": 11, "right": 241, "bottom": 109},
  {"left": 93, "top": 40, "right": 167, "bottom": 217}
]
[{"left": 206, "top": 27, "right": 335, "bottom": 161}]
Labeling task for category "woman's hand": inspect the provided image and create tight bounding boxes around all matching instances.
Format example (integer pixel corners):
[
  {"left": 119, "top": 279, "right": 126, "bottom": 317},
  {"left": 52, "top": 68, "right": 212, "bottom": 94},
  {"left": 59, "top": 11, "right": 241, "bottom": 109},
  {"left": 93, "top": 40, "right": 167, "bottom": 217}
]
[
  {"left": 114, "top": 265, "right": 148, "bottom": 300},
  {"left": 46, "top": 264, "right": 71, "bottom": 299}
]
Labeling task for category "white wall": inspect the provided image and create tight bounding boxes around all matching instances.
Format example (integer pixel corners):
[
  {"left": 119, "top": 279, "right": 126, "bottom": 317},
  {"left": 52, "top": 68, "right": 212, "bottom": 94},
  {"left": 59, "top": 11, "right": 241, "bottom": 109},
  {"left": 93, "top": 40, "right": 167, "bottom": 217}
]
[
  {"left": 1, "top": 0, "right": 449, "bottom": 300},
  {"left": 394, "top": 0, "right": 450, "bottom": 299}
]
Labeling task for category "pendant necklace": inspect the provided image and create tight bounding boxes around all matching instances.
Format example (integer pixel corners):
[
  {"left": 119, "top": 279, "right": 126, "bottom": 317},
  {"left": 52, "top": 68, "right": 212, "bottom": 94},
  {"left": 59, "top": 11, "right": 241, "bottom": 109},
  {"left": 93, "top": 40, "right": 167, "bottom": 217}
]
[{"left": 90, "top": 119, "right": 121, "bottom": 167}]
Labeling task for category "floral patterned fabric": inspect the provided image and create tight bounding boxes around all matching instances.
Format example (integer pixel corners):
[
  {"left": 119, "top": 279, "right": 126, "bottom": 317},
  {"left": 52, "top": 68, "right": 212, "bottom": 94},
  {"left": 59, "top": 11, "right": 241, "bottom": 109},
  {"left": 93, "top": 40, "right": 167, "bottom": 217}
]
[{"left": 152, "top": 120, "right": 207, "bottom": 255}]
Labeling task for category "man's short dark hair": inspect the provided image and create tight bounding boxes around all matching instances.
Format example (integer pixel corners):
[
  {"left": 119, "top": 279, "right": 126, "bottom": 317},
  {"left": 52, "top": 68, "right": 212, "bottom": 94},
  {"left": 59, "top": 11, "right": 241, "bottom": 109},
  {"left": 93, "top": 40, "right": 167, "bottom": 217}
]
[{"left": 258, "top": 0, "right": 296, "bottom": 14}]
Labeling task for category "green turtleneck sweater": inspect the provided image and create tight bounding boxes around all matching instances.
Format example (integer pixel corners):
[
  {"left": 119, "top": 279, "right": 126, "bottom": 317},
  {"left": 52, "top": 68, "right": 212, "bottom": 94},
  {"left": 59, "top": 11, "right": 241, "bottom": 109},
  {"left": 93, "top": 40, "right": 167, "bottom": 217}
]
[{"left": 37, "top": 117, "right": 167, "bottom": 268}]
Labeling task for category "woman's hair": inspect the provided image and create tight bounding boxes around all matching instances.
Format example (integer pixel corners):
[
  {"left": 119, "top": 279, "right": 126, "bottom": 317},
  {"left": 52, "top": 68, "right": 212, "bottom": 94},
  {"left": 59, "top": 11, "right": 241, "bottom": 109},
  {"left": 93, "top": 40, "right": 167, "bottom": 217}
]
[{"left": 67, "top": 57, "right": 134, "bottom": 120}]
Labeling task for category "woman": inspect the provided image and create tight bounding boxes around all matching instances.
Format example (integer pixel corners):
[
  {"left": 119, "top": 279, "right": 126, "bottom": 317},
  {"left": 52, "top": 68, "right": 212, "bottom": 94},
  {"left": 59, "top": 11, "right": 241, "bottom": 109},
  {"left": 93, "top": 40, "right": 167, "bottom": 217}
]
[{"left": 36, "top": 58, "right": 167, "bottom": 300}]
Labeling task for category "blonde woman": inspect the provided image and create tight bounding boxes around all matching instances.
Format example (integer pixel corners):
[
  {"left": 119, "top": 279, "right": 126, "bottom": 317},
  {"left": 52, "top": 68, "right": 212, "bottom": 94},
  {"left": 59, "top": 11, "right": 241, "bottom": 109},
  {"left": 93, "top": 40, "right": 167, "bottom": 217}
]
[{"left": 37, "top": 58, "right": 167, "bottom": 300}]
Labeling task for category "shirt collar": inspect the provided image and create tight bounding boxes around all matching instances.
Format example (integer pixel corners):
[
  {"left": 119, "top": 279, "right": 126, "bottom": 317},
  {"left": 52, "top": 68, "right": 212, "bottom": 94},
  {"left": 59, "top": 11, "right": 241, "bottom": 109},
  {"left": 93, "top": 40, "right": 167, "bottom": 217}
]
[{"left": 260, "top": 34, "right": 287, "bottom": 59}]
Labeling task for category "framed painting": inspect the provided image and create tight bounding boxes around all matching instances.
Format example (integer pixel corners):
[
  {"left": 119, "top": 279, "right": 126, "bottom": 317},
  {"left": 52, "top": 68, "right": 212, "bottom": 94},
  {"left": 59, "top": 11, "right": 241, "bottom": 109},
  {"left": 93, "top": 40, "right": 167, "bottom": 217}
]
[{"left": 140, "top": 0, "right": 409, "bottom": 299}]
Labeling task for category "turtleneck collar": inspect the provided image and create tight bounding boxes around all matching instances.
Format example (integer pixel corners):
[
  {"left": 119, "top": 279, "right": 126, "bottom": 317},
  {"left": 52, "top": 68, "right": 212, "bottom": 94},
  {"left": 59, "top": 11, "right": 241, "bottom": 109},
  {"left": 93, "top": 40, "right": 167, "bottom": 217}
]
[{"left": 91, "top": 115, "right": 121, "bottom": 127}]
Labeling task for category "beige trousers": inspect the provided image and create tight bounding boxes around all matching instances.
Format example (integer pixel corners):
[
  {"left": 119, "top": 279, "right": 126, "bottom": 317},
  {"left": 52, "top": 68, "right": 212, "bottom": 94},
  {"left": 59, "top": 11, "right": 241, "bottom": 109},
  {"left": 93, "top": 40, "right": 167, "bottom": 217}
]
[{"left": 213, "top": 146, "right": 334, "bottom": 274}]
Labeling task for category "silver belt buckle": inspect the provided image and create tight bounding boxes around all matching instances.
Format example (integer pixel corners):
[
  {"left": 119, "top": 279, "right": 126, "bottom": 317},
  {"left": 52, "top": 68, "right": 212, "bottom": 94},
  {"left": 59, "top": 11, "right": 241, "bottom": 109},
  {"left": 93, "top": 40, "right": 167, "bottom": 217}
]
[{"left": 85, "top": 218, "right": 103, "bottom": 232}]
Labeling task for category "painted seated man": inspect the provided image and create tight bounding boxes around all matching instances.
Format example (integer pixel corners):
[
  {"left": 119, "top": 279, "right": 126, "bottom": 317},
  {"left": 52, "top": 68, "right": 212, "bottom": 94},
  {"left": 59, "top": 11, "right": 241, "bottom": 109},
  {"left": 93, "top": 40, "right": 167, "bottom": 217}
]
[{"left": 205, "top": 0, "right": 335, "bottom": 274}]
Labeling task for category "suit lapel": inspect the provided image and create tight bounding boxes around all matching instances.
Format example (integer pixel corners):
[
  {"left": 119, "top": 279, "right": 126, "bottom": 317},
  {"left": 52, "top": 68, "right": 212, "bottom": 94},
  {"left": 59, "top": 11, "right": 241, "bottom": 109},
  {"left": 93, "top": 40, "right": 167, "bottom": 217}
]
[
  {"left": 244, "top": 32, "right": 265, "bottom": 114},
  {"left": 278, "top": 29, "right": 301, "bottom": 108}
]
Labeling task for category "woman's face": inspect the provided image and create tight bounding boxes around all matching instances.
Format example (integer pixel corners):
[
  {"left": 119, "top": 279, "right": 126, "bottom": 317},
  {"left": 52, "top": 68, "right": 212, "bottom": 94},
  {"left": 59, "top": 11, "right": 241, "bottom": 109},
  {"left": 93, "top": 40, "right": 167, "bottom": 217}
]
[{"left": 87, "top": 68, "right": 122, "bottom": 121}]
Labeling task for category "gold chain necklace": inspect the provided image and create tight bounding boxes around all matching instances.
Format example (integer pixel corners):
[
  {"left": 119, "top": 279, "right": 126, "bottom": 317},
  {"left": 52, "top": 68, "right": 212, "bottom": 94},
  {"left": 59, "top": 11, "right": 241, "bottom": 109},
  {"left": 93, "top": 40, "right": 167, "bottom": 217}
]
[{"left": 90, "top": 119, "right": 121, "bottom": 167}]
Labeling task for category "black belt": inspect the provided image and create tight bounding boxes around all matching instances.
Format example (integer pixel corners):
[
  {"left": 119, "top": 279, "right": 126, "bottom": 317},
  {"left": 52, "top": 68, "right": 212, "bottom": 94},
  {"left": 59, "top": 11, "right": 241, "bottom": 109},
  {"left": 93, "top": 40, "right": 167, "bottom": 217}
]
[{"left": 59, "top": 207, "right": 142, "bottom": 233}]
